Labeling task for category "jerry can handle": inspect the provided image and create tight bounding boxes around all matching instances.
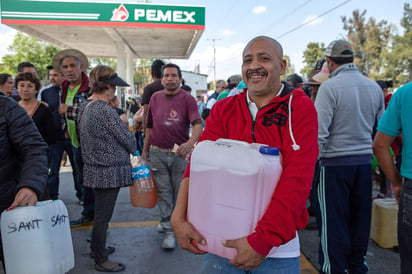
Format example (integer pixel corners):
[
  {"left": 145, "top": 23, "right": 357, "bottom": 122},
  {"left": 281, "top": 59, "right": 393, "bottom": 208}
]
[{"left": 215, "top": 138, "right": 250, "bottom": 148}]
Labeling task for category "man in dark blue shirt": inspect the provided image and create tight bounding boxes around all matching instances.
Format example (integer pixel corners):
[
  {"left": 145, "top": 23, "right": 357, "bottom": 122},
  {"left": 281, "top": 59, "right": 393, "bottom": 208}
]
[{"left": 41, "top": 66, "right": 80, "bottom": 201}]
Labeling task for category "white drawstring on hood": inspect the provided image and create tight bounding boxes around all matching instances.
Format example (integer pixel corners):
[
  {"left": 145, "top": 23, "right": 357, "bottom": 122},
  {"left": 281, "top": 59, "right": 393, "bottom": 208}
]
[{"left": 288, "top": 94, "right": 301, "bottom": 151}]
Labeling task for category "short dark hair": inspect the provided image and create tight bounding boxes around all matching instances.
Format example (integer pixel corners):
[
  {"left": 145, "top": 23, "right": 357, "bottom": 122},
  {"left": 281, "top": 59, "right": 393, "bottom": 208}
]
[
  {"left": 151, "top": 59, "right": 165, "bottom": 79},
  {"left": 0, "top": 73, "right": 12, "bottom": 85},
  {"left": 286, "top": 73, "right": 303, "bottom": 88},
  {"left": 328, "top": 56, "right": 354, "bottom": 65},
  {"left": 15, "top": 72, "right": 41, "bottom": 91},
  {"left": 161, "top": 63, "right": 182, "bottom": 78},
  {"left": 17, "top": 62, "right": 35, "bottom": 73},
  {"left": 227, "top": 83, "right": 236, "bottom": 90},
  {"left": 181, "top": 84, "right": 192, "bottom": 92},
  {"left": 376, "top": 80, "right": 393, "bottom": 89}
]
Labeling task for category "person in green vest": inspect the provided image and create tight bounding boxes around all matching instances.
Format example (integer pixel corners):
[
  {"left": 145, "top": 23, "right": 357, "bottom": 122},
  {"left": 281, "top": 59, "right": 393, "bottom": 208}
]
[{"left": 53, "top": 49, "right": 95, "bottom": 227}]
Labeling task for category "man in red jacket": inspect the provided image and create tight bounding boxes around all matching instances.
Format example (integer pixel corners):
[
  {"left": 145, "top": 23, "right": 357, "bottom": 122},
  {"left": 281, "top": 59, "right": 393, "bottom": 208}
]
[{"left": 171, "top": 36, "right": 318, "bottom": 273}]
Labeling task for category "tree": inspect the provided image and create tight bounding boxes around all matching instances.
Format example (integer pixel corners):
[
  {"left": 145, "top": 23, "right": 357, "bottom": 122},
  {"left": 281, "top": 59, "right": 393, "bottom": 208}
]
[
  {"left": 134, "top": 58, "right": 155, "bottom": 94},
  {"left": 1, "top": 32, "right": 60, "bottom": 80},
  {"left": 301, "top": 42, "right": 326, "bottom": 78},
  {"left": 282, "top": 55, "right": 294, "bottom": 80},
  {"left": 342, "top": 10, "right": 396, "bottom": 77},
  {"left": 342, "top": 10, "right": 367, "bottom": 73},
  {"left": 386, "top": 3, "right": 412, "bottom": 85},
  {"left": 89, "top": 58, "right": 117, "bottom": 70}
]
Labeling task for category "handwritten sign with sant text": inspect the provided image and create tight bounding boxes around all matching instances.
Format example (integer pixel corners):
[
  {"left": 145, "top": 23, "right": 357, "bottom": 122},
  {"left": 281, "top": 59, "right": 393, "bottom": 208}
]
[{"left": 7, "top": 214, "right": 68, "bottom": 234}]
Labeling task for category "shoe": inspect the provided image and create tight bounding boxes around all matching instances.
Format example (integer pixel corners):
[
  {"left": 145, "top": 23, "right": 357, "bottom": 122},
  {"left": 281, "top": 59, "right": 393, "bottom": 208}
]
[
  {"left": 162, "top": 232, "right": 176, "bottom": 249},
  {"left": 95, "top": 261, "right": 125, "bottom": 272},
  {"left": 90, "top": 246, "right": 115, "bottom": 258},
  {"left": 70, "top": 216, "right": 93, "bottom": 228}
]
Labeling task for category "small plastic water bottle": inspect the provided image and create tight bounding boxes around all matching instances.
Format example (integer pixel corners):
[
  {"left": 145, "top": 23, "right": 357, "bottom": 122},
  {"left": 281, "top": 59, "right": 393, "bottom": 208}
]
[
  {"left": 128, "top": 117, "right": 134, "bottom": 132},
  {"left": 130, "top": 151, "right": 154, "bottom": 193}
]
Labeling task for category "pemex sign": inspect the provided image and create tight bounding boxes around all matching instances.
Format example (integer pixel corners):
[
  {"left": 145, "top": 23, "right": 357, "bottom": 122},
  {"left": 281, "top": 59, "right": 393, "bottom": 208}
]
[{"left": 0, "top": 0, "right": 205, "bottom": 29}]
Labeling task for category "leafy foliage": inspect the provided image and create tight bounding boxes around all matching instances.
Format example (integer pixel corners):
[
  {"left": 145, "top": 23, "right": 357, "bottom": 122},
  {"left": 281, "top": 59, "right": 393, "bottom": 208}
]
[
  {"left": 0, "top": 32, "right": 60, "bottom": 80},
  {"left": 89, "top": 57, "right": 117, "bottom": 70},
  {"left": 342, "top": 10, "right": 395, "bottom": 78},
  {"left": 387, "top": 3, "right": 412, "bottom": 85},
  {"left": 300, "top": 3, "right": 411, "bottom": 87},
  {"left": 301, "top": 42, "right": 326, "bottom": 78},
  {"left": 282, "top": 55, "right": 294, "bottom": 80}
]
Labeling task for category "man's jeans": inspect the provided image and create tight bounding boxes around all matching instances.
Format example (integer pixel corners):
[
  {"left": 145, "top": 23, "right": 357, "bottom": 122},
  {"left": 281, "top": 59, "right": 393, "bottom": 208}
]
[
  {"left": 48, "top": 139, "right": 81, "bottom": 200},
  {"left": 149, "top": 149, "right": 187, "bottom": 230},
  {"left": 201, "top": 253, "right": 300, "bottom": 274},
  {"left": 73, "top": 146, "right": 95, "bottom": 219},
  {"left": 399, "top": 178, "right": 412, "bottom": 274}
]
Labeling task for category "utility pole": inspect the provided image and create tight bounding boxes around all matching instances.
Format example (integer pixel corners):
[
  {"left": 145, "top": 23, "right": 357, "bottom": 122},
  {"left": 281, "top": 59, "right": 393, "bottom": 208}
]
[{"left": 207, "top": 38, "right": 220, "bottom": 86}]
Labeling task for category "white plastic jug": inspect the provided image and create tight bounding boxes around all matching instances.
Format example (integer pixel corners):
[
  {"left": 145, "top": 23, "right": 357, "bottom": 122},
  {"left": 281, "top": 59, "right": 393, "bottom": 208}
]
[
  {"left": 1, "top": 200, "right": 74, "bottom": 274},
  {"left": 187, "top": 138, "right": 282, "bottom": 259}
]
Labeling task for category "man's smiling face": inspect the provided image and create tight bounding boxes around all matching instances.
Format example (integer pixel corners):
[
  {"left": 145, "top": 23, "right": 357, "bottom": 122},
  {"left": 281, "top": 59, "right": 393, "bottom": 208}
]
[{"left": 242, "top": 37, "right": 286, "bottom": 97}]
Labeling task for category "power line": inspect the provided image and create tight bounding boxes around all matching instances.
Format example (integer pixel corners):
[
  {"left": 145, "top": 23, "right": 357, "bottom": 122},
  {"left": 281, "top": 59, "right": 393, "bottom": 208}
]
[
  {"left": 211, "top": 0, "right": 352, "bottom": 67},
  {"left": 258, "top": 0, "right": 313, "bottom": 39},
  {"left": 275, "top": 0, "right": 352, "bottom": 40},
  {"left": 278, "top": 0, "right": 313, "bottom": 23}
]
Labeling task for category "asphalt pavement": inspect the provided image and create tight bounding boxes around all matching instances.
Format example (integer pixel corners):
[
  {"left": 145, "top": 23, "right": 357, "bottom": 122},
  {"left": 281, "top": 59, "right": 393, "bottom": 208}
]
[{"left": 1, "top": 163, "right": 402, "bottom": 273}]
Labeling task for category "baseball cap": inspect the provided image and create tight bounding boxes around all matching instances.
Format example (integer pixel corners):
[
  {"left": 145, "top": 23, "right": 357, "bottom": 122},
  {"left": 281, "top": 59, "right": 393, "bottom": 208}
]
[{"left": 325, "top": 40, "right": 353, "bottom": 58}]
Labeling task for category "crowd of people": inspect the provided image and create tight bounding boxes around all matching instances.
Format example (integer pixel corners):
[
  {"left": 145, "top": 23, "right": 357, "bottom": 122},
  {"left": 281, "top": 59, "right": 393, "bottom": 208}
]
[{"left": 0, "top": 35, "right": 410, "bottom": 274}]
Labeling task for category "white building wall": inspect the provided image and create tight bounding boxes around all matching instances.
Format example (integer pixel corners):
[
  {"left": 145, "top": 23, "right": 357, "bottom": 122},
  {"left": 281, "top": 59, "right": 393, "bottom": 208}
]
[{"left": 181, "top": 70, "right": 208, "bottom": 98}]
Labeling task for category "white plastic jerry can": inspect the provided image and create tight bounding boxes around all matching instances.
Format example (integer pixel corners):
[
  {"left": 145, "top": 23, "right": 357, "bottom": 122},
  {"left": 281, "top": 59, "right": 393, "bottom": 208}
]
[
  {"left": 1, "top": 200, "right": 74, "bottom": 274},
  {"left": 188, "top": 138, "right": 282, "bottom": 259}
]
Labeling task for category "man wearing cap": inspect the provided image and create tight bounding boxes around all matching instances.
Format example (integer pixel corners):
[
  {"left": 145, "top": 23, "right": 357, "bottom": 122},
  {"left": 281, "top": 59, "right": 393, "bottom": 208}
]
[
  {"left": 314, "top": 40, "right": 384, "bottom": 274},
  {"left": 53, "top": 49, "right": 95, "bottom": 226}
]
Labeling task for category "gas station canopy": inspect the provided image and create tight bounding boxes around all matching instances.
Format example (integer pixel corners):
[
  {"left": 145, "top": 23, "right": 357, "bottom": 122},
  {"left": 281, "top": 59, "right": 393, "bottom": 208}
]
[{"left": 0, "top": 0, "right": 205, "bottom": 59}]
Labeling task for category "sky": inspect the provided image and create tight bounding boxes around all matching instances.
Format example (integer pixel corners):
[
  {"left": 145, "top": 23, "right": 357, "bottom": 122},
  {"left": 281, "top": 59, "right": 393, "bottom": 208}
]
[{"left": 0, "top": 0, "right": 407, "bottom": 82}]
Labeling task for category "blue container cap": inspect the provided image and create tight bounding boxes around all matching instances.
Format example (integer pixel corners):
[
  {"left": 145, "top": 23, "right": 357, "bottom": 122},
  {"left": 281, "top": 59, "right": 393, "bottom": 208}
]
[
  {"left": 133, "top": 150, "right": 141, "bottom": 156},
  {"left": 259, "top": 146, "right": 279, "bottom": 156}
]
